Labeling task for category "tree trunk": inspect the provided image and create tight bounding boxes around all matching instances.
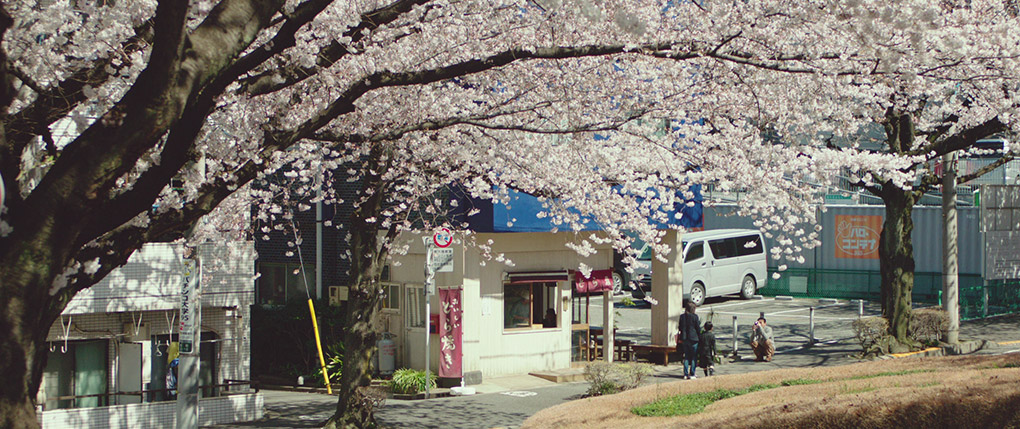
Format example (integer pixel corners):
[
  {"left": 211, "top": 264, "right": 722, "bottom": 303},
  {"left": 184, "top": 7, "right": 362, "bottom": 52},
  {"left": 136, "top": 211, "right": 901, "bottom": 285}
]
[
  {"left": 326, "top": 147, "right": 393, "bottom": 429},
  {"left": 0, "top": 285, "right": 52, "bottom": 429},
  {"left": 878, "top": 186, "right": 920, "bottom": 351}
]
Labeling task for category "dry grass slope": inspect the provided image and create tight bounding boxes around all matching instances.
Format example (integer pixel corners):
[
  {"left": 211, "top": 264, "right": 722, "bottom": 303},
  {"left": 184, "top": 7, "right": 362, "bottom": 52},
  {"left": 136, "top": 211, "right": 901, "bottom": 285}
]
[{"left": 523, "top": 354, "right": 1020, "bottom": 429}]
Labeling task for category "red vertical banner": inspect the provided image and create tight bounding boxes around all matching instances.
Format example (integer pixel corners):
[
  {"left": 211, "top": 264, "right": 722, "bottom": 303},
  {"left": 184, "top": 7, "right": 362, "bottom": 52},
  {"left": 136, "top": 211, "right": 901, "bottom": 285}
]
[{"left": 438, "top": 288, "right": 463, "bottom": 378}]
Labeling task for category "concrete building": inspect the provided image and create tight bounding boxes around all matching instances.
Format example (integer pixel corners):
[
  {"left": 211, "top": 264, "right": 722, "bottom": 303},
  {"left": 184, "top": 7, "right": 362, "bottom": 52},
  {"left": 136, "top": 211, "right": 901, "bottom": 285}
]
[
  {"left": 35, "top": 242, "right": 262, "bottom": 428},
  {"left": 380, "top": 231, "right": 616, "bottom": 381}
]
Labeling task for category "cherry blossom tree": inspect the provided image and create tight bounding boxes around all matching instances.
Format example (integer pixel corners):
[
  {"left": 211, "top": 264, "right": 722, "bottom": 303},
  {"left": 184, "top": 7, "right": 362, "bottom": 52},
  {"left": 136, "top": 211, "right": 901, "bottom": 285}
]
[
  {"left": 2, "top": 0, "right": 1020, "bottom": 427},
  {"left": 646, "top": 0, "right": 1020, "bottom": 350}
]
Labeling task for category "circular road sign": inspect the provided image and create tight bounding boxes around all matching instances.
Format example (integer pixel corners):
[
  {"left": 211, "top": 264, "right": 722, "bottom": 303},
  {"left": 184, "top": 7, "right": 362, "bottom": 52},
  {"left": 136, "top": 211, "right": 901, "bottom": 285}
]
[{"left": 433, "top": 228, "right": 453, "bottom": 248}]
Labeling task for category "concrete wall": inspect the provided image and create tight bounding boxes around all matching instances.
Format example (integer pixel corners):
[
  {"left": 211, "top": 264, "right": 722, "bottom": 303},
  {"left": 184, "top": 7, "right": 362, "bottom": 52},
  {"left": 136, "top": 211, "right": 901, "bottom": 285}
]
[
  {"left": 63, "top": 242, "right": 256, "bottom": 314},
  {"left": 39, "top": 393, "right": 262, "bottom": 428}
]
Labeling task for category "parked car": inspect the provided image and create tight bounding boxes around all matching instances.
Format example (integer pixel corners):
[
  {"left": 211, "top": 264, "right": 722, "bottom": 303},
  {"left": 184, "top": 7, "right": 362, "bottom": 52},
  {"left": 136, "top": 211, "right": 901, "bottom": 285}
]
[
  {"left": 612, "top": 243, "right": 652, "bottom": 296},
  {"left": 623, "top": 229, "right": 768, "bottom": 306}
]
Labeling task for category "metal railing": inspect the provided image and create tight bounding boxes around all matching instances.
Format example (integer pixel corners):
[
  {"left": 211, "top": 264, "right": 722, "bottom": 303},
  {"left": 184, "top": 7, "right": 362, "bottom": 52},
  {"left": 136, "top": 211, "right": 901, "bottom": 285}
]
[{"left": 41, "top": 379, "right": 258, "bottom": 411}]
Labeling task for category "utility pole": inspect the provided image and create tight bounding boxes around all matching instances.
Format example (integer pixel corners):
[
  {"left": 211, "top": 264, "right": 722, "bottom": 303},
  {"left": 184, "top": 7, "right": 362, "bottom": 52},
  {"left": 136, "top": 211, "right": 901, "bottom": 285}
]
[{"left": 942, "top": 152, "right": 960, "bottom": 344}]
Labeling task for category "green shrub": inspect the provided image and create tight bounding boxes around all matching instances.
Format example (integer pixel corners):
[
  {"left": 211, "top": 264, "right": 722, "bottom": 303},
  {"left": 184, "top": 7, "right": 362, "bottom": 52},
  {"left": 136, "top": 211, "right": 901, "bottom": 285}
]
[
  {"left": 307, "top": 343, "right": 344, "bottom": 386},
  {"left": 389, "top": 368, "right": 436, "bottom": 395},
  {"left": 584, "top": 362, "right": 653, "bottom": 396}
]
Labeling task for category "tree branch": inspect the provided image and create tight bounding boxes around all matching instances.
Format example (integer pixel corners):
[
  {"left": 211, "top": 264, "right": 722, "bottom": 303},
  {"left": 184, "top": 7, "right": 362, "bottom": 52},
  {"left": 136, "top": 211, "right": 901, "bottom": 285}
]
[
  {"left": 958, "top": 153, "right": 1015, "bottom": 184},
  {"left": 0, "top": 20, "right": 154, "bottom": 202},
  {"left": 16, "top": 0, "right": 281, "bottom": 255},
  {"left": 907, "top": 117, "right": 1007, "bottom": 159},
  {"left": 241, "top": 0, "right": 433, "bottom": 96},
  {"left": 83, "top": 0, "right": 332, "bottom": 240},
  {"left": 280, "top": 42, "right": 683, "bottom": 144}
]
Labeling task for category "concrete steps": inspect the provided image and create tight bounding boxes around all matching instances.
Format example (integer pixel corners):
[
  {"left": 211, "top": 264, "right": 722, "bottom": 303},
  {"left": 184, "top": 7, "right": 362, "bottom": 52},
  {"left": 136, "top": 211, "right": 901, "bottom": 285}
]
[{"left": 529, "top": 368, "right": 586, "bottom": 383}]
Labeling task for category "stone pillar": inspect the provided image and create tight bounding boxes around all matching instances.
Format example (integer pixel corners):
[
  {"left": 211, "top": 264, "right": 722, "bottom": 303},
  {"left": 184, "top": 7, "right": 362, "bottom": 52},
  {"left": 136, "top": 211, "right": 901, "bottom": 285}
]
[{"left": 651, "top": 229, "right": 685, "bottom": 346}]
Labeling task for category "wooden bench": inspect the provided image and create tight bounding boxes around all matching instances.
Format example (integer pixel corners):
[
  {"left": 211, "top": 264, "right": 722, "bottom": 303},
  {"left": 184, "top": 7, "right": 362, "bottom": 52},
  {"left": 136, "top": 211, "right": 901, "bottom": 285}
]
[{"left": 632, "top": 344, "right": 675, "bottom": 365}]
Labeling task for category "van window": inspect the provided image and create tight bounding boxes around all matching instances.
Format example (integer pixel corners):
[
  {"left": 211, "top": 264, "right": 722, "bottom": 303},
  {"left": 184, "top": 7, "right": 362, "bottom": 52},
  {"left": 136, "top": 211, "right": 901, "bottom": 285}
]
[
  {"left": 735, "top": 235, "right": 763, "bottom": 256},
  {"left": 638, "top": 245, "right": 652, "bottom": 261},
  {"left": 685, "top": 242, "right": 704, "bottom": 262},
  {"left": 708, "top": 238, "right": 736, "bottom": 259}
]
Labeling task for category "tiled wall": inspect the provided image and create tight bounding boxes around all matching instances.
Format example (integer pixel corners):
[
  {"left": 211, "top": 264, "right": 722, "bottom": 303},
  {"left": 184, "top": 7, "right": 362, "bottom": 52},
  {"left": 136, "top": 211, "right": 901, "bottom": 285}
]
[
  {"left": 38, "top": 393, "right": 263, "bottom": 428},
  {"left": 63, "top": 242, "right": 256, "bottom": 315}
]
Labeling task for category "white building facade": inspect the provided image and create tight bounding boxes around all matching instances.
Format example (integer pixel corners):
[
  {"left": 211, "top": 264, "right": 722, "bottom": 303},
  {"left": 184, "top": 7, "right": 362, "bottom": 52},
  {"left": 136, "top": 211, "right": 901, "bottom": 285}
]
[{"left": 36, "top": 242, "right": 262, "bottom": 428}]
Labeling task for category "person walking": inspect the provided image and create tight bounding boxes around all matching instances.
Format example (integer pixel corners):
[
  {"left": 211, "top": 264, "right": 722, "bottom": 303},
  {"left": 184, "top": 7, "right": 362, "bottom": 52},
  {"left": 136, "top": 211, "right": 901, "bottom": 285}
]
[
  {"left": 676, "top": 301, "right": 701, "bottom": 379},
  {"left": 750, "top": 317, "right": 774, "bottom": 362},
  {"left": 698, "top": 321, "right": 717, "bottom": 376}
]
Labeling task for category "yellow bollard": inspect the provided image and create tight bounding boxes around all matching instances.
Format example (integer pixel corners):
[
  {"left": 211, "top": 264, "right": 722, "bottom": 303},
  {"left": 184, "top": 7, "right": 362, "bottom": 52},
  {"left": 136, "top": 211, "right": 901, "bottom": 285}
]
[{"left": 308, "top": 298, "right": 332, "bottom": 394}]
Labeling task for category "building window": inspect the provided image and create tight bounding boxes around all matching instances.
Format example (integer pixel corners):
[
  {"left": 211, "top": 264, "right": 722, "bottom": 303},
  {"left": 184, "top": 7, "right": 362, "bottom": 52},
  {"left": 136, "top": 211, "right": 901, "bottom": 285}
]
[
  {"left": 380, "top": 283, "right": 401, "bottom": 311},
  {"left": 257, "top": 262, "right": 314, "bottom": 304},
  {"left": 406, "top": 285, "right": 425, "bottom": 328},
  {"left": 40, "top": 340, "right": 109, "bottom": 410},
  {"left": 504, "top": 282, "right": 557, "bottom": 330}
]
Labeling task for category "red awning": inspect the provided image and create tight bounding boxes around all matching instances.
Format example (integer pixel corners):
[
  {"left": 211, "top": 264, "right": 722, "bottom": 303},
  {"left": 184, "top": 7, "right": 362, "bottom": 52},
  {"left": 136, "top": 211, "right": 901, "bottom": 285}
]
[
  {"left": 574, "top": 269, "right": 614, "bottom": 293},
  {"left": 506, "top": 271, "right": 570, "bottom": 284}
]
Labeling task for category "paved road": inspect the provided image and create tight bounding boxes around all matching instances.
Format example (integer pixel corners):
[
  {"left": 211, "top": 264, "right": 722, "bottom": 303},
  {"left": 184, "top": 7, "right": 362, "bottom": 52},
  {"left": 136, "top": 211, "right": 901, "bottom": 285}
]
[{"left": 214, "top": 298, "right": 1020, "bottom": 429}]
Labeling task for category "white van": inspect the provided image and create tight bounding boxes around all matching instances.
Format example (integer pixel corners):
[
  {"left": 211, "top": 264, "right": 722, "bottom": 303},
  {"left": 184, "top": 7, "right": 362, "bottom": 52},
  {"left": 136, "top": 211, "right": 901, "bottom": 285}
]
[{"left": 680, "top": 229, "right": 767, "bottom": 306}]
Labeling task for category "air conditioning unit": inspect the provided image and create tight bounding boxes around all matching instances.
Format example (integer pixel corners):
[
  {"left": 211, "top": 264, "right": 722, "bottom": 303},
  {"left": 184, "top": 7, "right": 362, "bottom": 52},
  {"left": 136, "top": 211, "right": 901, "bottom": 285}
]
[{"left": 329, "top": 286, "right": 349, "bottom": 306}]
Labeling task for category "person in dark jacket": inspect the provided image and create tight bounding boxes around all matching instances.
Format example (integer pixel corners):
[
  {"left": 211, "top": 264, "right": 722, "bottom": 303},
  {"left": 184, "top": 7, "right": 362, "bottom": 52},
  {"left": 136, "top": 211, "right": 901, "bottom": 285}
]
[
  {"left": 676, "top": 301, "right": 700, "bottom": 379},
  {"left": 698, "top": 321, "right": 716, "bottom": 376}
]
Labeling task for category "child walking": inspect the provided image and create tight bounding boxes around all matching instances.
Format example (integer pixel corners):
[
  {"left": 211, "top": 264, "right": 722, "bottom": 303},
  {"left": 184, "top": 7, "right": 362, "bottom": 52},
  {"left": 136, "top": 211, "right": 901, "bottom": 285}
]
[{"left": 698, "top": 321, "right": 717, "bottom": 377}]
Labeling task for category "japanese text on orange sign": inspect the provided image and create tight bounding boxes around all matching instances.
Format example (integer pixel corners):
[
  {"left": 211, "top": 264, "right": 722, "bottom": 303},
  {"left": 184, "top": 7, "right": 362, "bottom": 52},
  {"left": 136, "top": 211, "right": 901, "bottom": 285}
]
[{"left": 835, "top": 215, "right": 882, "bottom": 259}]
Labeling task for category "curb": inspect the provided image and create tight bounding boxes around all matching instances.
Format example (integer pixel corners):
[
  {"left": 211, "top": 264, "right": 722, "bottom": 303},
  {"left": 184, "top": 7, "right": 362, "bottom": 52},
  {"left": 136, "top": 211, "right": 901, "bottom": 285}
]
[
  {"left": 887, "top": 339, "right": 997, "bottom": 359},
  {"left": 261, "top": 385, "right": 336, "bottom": 395}
]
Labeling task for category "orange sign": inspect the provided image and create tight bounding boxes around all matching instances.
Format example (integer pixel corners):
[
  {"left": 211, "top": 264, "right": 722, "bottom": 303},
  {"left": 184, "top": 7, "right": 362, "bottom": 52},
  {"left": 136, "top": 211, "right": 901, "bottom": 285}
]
[{"left": 835, "top": 215, "right": 882, "bottom": 259}]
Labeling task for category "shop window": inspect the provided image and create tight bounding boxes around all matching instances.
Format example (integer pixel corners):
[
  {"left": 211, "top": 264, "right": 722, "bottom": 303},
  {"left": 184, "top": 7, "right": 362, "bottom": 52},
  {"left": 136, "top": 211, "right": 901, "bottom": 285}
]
[
  {"left": 504, "top": 282, "right": 557, "bottom": 330},
  {"left": 406, "top": 285, "right": 425, "bottom": 328},
  {"left": 257, "top": 262, "right": 314, "bottom": 305}
]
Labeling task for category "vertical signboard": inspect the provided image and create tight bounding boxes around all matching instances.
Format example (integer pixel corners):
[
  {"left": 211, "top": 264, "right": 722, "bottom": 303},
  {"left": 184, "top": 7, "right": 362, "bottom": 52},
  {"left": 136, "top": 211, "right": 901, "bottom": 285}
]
[
  {"left": 178, "top": 258, "right": 201, "bottom": 354},
  {"left": 438, "top": 288, "right": 463, "bottom": 378},
  {"left": 834, "top": 215, "right": 882, "bottom": 259}
]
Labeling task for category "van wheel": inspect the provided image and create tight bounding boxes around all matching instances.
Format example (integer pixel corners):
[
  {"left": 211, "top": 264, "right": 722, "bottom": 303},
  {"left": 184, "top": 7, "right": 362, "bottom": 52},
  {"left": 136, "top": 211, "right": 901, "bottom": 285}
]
[
  {"left": 740, "top": 275, "right": 757, "bottom": 299},
  {"left": 690, "top": 283, "right": 706, "bottom": 307},
  {"left": 612, "top": 271, "right": 625, "bottom": 295}
]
